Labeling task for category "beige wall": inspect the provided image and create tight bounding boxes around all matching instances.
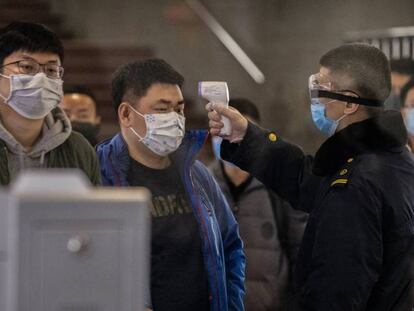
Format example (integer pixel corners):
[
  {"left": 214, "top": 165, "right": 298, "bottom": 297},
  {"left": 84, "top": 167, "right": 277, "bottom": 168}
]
[{"left": 50, "top": 0, "right": 414, "bottom": 153}]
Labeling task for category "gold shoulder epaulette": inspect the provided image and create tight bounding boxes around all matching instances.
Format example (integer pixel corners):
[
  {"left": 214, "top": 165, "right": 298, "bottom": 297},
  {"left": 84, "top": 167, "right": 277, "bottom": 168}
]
[{"left": 330, "top": 157, "right": 356, "bottom": 188}]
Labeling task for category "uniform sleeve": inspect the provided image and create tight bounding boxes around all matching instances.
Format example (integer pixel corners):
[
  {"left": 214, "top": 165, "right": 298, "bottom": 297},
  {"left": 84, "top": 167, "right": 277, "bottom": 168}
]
[
  {"left": 299, "top": 182, "right": 383, "bottom": 310},
  {"left": 221, "top": 122, "right": 319, "bottom": 211}
]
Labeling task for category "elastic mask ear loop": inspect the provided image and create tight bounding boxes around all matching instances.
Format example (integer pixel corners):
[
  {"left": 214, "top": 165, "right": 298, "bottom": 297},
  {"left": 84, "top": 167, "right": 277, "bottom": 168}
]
[
  {"left": 0, "top": 73, "right": 10, "bottom": 79},
  {"left": 127, "top": 104, "right": 146, "bottom": 142},
  {"left": 324, "top": 100, "right": 348, "bottom": 124},
  {"left": 127, "top": 104, "right": 144, "bottom": 118},
  {"left": 335, "top": 113, "right": 347, "bottom": 124},
  {"left": 335, "top": 100, "right": 358, "bottom": 124},
  {"left": 0, "top": 73, "right": 11, "bottom": 102},
  {"left": 129, "top": 126, "right": 145, "bottom": 142}
]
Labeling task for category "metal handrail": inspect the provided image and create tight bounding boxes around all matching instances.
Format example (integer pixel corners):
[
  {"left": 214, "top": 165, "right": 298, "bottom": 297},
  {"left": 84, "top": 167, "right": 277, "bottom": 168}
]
[
  {"left": 344, "top": 26, "right": 414, "bottom": 59},
  {"left": 186, "top": 0, "right": 265, "bottom": 84},
  {"left": 345, "top": 26, "right": 414, "bottom": 41}
]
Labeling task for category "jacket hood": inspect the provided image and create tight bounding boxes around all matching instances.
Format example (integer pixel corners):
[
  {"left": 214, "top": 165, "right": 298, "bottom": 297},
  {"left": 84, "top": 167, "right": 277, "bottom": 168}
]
[
  {"left": 313, "top": 110, "right": 407, "bottom": 176},
  {"left": 0, "top": 106, "right": 71, "bottom": 161},
  {"left": 97, "top": 129, "right": 209, "bottom": 186}
]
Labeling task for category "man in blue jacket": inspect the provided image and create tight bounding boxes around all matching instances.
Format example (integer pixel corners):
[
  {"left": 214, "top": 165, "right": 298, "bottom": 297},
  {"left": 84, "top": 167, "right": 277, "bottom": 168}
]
[{"left": 97, "top": 58, "right": 245, "bottom": 311}]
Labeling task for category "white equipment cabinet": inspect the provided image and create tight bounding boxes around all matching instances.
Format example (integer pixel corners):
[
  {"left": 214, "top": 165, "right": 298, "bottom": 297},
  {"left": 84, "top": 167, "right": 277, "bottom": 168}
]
[{"left": 0, "top": 170, "right": 150, "bottom": 311}]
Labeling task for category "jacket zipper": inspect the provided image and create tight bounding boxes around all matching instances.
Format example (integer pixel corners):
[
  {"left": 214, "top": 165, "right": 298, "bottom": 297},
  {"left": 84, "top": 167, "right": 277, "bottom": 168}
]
[
  {"left": 108, "top": 151, "right": 122, "bottom": 186},
  {"left": 2, "top": 146, "right": 9, "bottom": 185},
  {"left": 187, "top": 170, "right": 222, "bottom": 310}
]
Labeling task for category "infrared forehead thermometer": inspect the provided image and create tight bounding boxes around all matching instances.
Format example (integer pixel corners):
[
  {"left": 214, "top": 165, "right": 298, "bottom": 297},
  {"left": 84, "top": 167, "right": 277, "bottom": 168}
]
[{"left": 198, "top": 81, "right": 232, "bottom": 136}]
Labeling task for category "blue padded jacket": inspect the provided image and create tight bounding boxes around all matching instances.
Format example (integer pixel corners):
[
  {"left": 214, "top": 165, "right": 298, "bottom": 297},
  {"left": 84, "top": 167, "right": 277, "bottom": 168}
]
[{"left": 97, "top": 130, "right": 245, "bottom": 311}]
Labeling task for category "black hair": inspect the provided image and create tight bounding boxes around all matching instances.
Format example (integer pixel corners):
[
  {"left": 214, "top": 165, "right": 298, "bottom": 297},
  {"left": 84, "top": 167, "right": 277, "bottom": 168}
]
[
  {"left": 111, "top": 58, "right": 184, "bottom": 113},
  {"left": 390, "top": 58, "right": 414, "bottom": 76},
  {"left": 228, "top": 98, "right": 260, "bottom": 123},
  {"left": 0, "top": 21, "right": 64, "bottom": 66},
  {"left": 64, "top": 84, "right": 97, "bottom": 104},
  {"left": 400, "top": 78, "right": 414, "bottom": 107},
  {"left": 320, "top": 43, "right": 391, "bottom": 103}
]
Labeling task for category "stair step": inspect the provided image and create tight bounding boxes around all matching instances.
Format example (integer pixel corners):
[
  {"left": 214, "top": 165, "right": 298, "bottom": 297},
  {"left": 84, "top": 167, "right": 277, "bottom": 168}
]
[
  {"left": 2, "top": 1, "right": 50, "bottom": 10},
  {"left": 0, "top": 1, "right": 152, "bottom": 139}
]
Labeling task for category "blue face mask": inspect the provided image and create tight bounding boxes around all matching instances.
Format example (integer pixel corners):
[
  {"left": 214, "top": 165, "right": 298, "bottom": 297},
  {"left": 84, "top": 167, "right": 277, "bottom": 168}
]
[
  {"left": 310, "top": 99, "right": 347, "bottom": 136},
  {"left": 405, "top": 108, "right": 414, "bottom": 136},
  {"left": 212, "top": 136, "right": 238, "bottom": 168}
]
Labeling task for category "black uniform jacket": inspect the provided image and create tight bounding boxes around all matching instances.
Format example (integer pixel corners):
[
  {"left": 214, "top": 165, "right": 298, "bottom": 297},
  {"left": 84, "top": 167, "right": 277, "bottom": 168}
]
[{"left": 221, "top": 110, "right": 414, "bottom": 310}]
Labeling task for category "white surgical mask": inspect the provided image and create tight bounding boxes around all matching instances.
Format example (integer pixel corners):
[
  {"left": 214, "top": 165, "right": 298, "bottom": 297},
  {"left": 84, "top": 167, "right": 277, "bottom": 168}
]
[
  {"left": 128, "top": 105, "right": 185, "bottom": 156},
  {"left": 0, "top": 73, "right": 63, "bottom": 119}
]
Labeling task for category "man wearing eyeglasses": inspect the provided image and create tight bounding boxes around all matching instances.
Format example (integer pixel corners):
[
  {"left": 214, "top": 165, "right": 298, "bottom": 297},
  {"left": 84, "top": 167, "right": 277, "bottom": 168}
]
[
  {"left": 207, "top": 43, "right": 414, "bottom": 310},
  {"left": 0, "top": 21, "right": 100, "bottom": 185}
]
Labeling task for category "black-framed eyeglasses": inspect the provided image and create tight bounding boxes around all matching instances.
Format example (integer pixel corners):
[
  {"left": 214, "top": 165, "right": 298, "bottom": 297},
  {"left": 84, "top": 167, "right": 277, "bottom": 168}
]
[{"left": 0, "top": 59, "right": 64, "bottom": 79}]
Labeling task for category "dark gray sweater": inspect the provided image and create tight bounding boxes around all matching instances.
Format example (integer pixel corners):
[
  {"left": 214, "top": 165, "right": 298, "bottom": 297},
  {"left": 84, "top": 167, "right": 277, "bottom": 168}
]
[{"left": 211, "top": 161, "right": 307, "bottom": 310}]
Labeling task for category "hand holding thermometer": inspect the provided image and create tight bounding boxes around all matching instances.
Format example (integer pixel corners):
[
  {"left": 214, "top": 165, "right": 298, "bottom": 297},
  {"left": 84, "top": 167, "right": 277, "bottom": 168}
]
[{"left": 198, "top": 81, "right": 232, "bottom": 136}]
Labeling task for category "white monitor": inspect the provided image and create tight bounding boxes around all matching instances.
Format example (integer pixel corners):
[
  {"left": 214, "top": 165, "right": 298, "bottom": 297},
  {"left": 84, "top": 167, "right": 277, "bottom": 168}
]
[
  {"left": 0, "top": 191, "right": 10, "bottom": 311},
  {"left": 2, "top": 170, "right": 150, "bottom": 311}
]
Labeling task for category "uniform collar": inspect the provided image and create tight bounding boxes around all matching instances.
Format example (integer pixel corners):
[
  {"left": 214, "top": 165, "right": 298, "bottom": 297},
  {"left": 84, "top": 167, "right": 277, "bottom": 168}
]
[{"left": 313, "top": 110, "right": 408, "bottom": 176}]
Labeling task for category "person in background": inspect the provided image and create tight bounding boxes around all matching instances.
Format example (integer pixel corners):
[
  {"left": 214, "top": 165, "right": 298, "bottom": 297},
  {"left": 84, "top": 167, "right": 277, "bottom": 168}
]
[
  {"left": 97, "top": 58, "right": 245, "bottom": 311},
  {"left": 400, "top": 78, "right": 414, "bottom": 151},
  {"left": 184, "top": 96, "right": 215, "bottom": 166},
  {"left": 210, "top": 98, "right": 307, "bottom": 310},
  {"left": 61, "top": 84, "right": 101, "bottom": 146},
  {"left": 384, "top": 58, "right": 414, "bottom": 110},
  {"left": 207, "top": 43, "right": 414, "bottom": 310},
  {"left": 0, "top": 21, "right": 100, "bottom": 185}
]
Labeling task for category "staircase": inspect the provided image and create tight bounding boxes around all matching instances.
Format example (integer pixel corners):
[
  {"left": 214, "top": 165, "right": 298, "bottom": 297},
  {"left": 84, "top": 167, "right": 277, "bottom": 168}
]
[
  {"left": 0, "top": 0, "right": 73, "bottom": 38},
  {"left": 0, "top": 0, "right": 154, "bottom": 140},
  {"left": 63, "top": 42, "right": 153, "bottom": 139}
]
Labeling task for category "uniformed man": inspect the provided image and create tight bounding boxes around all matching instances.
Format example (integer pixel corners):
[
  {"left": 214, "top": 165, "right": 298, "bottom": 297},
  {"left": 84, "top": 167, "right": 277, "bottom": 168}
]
[{"left": 207, "top": 43, "right": 414, "bottom": 310}]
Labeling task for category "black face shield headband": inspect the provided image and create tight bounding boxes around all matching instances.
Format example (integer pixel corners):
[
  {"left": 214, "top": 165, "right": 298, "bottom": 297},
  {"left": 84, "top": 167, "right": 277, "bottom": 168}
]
[{"left": 310, "top": 89, "right": 383, "bottom": 107}]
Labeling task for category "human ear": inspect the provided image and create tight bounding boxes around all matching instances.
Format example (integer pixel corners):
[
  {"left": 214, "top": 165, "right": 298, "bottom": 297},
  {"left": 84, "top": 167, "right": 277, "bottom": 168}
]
[
  {"left": 118, "top": 102, "right": 133, "bottom": 127},
  {"left": 344, "top": 102, "right": 359, "bottom": 114}
]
